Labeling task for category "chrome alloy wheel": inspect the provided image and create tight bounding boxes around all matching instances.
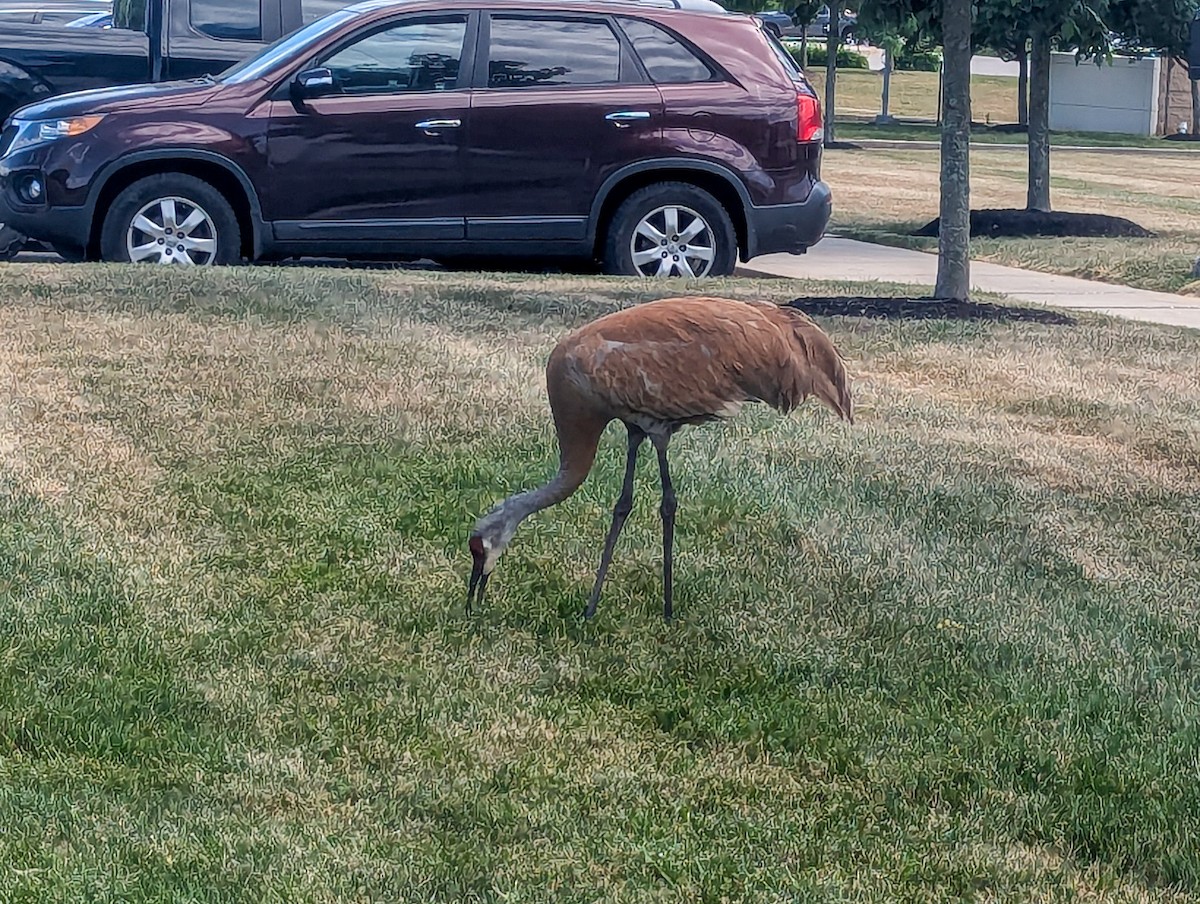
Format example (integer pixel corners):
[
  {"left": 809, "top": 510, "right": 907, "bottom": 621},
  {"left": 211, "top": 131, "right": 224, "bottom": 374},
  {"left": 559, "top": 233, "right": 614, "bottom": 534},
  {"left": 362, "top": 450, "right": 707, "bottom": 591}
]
[
  {"left": 126, "top": 196, "right": 219, "bottom": 265},
  {"left": 629, "top": 205, "right": 716, "bottom": 278}
]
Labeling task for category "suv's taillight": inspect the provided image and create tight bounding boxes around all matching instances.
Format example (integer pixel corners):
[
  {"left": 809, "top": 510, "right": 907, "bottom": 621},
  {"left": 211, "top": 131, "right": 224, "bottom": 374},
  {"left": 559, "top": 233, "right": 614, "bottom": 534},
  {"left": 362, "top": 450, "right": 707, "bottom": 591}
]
[{"left": 796, "top": 83, "right": 823, "bottom": 143}]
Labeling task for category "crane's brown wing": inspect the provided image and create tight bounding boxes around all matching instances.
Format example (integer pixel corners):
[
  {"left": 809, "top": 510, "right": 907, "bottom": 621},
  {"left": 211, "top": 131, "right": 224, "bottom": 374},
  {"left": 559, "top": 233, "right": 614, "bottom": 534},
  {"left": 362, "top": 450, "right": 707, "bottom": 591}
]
[{"left": 554, "top": 296, "right": 853, "bottom": 425}]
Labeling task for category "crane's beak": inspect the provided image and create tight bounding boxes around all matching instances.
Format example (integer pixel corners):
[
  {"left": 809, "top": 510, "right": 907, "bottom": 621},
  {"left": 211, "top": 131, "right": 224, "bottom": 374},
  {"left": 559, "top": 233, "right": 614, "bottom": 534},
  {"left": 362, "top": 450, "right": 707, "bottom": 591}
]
[{"left": 467, "top": 554, "right": 489, "bottom": 614}]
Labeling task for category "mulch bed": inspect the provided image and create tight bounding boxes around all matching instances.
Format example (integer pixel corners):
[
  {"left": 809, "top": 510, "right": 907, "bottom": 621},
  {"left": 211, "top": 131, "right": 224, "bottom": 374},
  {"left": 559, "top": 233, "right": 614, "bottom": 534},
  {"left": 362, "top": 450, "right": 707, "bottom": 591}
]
[
  {"left": 913, "top": 208, "right": 1155, "bottom": 239},
  {"left": 786, "top": 296, "right": 1076, "bottom": 325}
]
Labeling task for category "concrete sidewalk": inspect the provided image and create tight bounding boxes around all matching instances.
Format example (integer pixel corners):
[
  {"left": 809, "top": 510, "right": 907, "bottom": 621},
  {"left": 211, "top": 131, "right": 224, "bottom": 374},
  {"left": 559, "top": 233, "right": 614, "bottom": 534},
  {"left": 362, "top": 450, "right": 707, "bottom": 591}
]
[
  {"left": 840, "top": 139, "right": 1200, "bottom": 156},
  {"left": 742, "top": 237, "right": 1200, "bottom": 330}
]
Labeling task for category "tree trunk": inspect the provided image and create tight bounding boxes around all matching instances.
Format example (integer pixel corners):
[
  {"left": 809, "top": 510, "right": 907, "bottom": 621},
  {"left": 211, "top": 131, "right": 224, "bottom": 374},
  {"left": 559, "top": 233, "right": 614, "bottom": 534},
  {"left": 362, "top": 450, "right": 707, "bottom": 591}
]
[
  {"left": 936, "top": 62, "right": 944, "bottom": 125},
  {"left": 113, "top": 0, "right": 145, "bottom": 29},
  {"left": 1027, "top": 28, "right": 1052, "bottom": 212},
  {"left": 823, "top": 22, "right": 839, "bottom": 146},
  {"left": 1017, "top": 47, "right": 1029, "bottom": 126},
  {"left": 934, "top": 0, "right": 972, "bottom": 302},
  {"left": 801, "top": 31, "right": 808, "bottom": 69},
  {"left": 1192, "top": 77, "right": 1199, "bottom": 134},
  {"left": 878, "top": 47, "right": 893, "bottom": 121}
]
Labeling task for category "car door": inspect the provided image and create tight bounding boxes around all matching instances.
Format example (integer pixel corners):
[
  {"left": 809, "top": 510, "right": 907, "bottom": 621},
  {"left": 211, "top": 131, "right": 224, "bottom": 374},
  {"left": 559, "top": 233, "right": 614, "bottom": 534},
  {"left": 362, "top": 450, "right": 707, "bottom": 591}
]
[
  {"left": 465, "top": 12, "right": 662, "bottom": 244},
  {"left": 263, "top": 11, "right": 475, "bottom": 247},
  {"left": 163, "top": 0, "right": 278, "bottom": 80},
  {"left": 3, "top": 2, "right": 150, "bottom": 97}
]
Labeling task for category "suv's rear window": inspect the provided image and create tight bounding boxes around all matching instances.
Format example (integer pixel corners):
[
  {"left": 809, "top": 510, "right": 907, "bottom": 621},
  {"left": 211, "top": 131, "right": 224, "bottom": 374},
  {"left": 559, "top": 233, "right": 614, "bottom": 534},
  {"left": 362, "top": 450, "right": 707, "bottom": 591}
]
[
  {"left": 190, "top": 0, "right": 262, "bottom": 41},
  {"left": 618, "top": 17, "right": 714, "bottom": 83},
  {"left": 487, "top": 17, "right": 622, "bottom": 88},
  {"left": 763, "top": 26, "right": 803, "bottom": 78}
]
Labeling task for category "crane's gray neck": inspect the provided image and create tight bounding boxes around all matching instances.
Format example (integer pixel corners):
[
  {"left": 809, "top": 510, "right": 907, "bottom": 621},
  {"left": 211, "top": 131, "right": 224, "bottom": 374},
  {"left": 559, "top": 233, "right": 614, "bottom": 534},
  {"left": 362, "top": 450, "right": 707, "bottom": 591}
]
[{"left": 498, "top": 467, "right": 580, "bottom": 527}]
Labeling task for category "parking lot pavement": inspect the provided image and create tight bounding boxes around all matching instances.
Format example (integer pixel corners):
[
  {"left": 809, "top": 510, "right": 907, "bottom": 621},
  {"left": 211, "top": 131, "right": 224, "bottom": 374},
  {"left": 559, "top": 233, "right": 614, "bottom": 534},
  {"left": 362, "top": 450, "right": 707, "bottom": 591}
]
[{"left": 852, "top": 46, "right": 1018, "bottom": 77}]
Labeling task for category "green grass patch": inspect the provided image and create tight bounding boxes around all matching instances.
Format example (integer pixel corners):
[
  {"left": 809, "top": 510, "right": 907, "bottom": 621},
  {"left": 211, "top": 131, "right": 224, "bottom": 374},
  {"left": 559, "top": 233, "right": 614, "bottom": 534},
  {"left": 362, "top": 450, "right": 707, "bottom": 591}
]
[{"left": 1, "top": 264, "right": 1199, "bottom": 900}]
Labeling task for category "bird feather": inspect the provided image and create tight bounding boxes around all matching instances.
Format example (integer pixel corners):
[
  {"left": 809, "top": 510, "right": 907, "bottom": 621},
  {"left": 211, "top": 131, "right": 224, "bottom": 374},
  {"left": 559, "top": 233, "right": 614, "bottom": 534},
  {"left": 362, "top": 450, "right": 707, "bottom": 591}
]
[{"left": 551, "top": 296, "right": 854, "bottom": 430}]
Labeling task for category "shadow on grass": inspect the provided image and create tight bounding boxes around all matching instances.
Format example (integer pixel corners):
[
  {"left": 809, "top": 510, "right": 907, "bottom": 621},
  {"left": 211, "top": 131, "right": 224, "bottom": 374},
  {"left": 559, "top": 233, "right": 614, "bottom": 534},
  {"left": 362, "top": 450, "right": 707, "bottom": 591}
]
[{"left": 787, "top": 296, "right": 1077, "bottom": 325}]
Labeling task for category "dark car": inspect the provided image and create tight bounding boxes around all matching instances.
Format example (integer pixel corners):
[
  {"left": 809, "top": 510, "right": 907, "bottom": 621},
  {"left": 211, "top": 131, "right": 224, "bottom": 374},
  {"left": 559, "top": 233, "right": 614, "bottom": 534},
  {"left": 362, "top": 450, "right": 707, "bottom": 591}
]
[
  {"left": 0, "top": 0, "right": 110, "bottom": 25},
  {"left": 65, "top": 11, "right": 113, "bottom": 25},
  {"left": 761, "top": 4, "right": 856, "bottom": 39},
  {"left": 813, "top": 4, "right": 855, "bottom": 38},
  {"left": 753, "top": 9, "right": 793, "bottom": 38},
  {"left": 0, "top": 0, "right": 831, "bottom": 276}
]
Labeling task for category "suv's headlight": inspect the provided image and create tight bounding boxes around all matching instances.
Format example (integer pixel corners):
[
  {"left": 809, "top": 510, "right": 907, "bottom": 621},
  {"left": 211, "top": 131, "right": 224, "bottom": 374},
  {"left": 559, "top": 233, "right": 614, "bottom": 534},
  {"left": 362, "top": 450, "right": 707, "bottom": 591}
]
[{"left": 6, "top": 114, "right": 106, "bottom": 156}]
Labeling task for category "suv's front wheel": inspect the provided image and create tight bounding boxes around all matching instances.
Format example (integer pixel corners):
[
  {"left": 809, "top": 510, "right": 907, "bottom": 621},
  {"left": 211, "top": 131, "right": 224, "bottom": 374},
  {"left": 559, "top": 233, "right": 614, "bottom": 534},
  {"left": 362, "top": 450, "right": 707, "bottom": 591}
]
[
  {"left": 604, "top": 183, "right": 737, "bottom": 278},
  {"left": 100, "top": 174, "right": 241, "bottom": 266}
]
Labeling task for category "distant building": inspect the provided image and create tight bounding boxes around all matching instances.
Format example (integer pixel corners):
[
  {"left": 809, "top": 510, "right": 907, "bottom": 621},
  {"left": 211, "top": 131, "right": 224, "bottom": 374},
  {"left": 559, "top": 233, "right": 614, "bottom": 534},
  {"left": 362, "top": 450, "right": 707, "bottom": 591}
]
[{"left": 1049, "top": 51, "right": 1195, "bottom": 137}]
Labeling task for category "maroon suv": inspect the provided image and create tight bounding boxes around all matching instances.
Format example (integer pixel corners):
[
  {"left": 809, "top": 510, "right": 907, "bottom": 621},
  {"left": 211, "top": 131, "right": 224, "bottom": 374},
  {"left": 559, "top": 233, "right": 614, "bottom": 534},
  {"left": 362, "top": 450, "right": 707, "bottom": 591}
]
[{"left": 0, "top": 0, "right": 830, "bottom": 276}]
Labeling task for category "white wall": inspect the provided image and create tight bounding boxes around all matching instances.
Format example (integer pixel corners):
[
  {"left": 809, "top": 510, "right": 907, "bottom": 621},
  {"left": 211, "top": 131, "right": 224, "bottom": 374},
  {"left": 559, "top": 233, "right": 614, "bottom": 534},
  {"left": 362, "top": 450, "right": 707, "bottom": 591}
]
[{"left": 1049, "top": 52, "right": 1159, "bottom": 136}]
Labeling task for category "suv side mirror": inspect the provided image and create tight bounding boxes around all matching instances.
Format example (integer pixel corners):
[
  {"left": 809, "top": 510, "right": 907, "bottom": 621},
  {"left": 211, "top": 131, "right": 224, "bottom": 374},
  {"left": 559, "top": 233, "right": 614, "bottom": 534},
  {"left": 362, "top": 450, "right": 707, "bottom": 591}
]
[{"left": 292, "top": 67, "right": 335, "bottom": 99}]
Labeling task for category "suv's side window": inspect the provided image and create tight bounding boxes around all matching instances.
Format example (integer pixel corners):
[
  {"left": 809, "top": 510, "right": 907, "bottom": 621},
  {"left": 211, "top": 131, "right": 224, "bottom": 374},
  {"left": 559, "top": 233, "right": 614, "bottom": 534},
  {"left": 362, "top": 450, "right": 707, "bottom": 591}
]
[
  {"left": 617, "top": 17, "right": 714, "bottom": 83},
  {"left": 487, "top": 17, "right": 622, "bottom": 89},
  {"left": 189, "top": 0, "right": 263, "bottom": 41},
  {"left": 320, "top": 17, "right": 469, "bottom": 94}
]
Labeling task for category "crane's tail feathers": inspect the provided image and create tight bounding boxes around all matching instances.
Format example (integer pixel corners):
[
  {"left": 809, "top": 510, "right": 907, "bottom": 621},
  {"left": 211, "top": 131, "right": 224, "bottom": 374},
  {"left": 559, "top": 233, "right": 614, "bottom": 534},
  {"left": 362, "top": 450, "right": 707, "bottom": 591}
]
[
  {"left": 806, "top": 343, "right": 854, "bottom": 425},
  {"left": 824, "top": 355, "right": 855, "bottom": 425},
  {"left": 779, "top": 305, "right": 855, "bottom": 425}
]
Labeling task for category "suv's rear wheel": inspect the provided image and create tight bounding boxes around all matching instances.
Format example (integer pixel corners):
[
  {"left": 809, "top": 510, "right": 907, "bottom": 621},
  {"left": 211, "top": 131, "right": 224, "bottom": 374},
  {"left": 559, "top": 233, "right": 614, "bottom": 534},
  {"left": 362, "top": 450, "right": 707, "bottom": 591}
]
[
  {"left": 604, "top": 183, "right": 737, "bottom": 278},
  {"left": 100, "top": 174, "right": 241, "bottom": 266}
]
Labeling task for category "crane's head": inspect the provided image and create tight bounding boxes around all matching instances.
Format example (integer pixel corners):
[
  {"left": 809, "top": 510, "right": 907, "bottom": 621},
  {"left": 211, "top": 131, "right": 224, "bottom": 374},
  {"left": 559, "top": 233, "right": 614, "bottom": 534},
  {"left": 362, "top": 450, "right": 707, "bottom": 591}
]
[{"left": 466, "top": 506, "right": 519, "bottom": 612}]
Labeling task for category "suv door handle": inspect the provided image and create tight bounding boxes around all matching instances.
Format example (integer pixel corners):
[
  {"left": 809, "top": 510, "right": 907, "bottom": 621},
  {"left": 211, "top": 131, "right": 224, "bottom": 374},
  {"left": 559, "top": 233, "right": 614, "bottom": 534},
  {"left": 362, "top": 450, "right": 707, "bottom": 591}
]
[
  {"left": 415, "top": 119, "right": 462, "bottom": 133},
  {"left": 605, "top": 111, "right": 651, "bottom": 122}
]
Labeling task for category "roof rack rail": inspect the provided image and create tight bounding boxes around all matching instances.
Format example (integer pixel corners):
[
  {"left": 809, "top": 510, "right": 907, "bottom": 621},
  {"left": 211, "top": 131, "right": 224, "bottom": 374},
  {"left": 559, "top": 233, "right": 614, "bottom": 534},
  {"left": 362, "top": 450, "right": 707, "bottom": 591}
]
[{"left": 549, "top": 0, "right": 731, "bottom": 11}]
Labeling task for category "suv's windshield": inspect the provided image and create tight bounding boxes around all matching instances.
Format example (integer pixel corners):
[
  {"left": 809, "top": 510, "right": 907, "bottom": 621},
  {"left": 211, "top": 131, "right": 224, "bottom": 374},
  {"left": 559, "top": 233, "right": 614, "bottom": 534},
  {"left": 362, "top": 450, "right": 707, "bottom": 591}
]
[{"left": 220, "top": 8, "right": 359, "bottom": 83}]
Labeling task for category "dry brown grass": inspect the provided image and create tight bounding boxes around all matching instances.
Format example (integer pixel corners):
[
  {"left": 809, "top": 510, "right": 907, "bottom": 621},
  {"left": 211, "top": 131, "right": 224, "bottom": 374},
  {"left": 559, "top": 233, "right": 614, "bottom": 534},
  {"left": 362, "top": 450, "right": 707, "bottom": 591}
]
[
  {"left": 806, "top": 69, "right": 1020, "bottom": 123},
  {"left": 2, "top": 265, "right": 1196, "bottom": 589},
  {"left": 825, "top": 146, "right": 1200, "bottom": 293}
]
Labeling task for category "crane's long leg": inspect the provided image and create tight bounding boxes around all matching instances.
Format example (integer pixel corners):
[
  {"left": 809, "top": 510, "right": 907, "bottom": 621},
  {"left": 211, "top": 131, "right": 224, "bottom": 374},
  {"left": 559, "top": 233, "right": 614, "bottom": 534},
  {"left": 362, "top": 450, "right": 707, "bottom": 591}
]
[
  {"left": 584, "top": 425, "right": 645, "bottom": 619},
  {"left": 653, "top": 436, "right": 678, "bottom": 622}
]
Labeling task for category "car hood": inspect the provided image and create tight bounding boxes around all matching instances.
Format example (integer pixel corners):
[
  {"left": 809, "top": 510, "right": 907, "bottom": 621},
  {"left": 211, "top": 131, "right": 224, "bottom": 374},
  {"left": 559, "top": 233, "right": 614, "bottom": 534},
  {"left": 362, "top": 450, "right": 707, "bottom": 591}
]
[{"left": 13, "top": 79, "right": 221, "bottom": 121}]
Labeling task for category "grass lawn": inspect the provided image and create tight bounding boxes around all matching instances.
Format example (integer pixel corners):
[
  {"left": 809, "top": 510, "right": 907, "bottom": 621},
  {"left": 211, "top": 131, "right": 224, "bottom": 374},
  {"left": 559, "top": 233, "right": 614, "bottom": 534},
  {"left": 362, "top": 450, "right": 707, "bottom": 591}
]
[
  {"left": 804, "top": 68, "right": 1021, "bottom": 124},
  {"left": 3, "top": 263, "right": 1200, "bottom": 901},
  {"left": 836, "top": 120, "right": 1200, "bottom": 150},
  {"left": 824, "top": 146, "right": 1200, "bottom": 294}
]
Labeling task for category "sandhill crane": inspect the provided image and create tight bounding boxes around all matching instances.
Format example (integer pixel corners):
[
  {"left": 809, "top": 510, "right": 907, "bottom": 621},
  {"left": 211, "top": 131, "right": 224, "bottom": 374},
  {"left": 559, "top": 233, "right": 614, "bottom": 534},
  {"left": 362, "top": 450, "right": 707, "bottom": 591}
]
[{"left": 467, "top": 296, "right": 854, "bottom": 621}]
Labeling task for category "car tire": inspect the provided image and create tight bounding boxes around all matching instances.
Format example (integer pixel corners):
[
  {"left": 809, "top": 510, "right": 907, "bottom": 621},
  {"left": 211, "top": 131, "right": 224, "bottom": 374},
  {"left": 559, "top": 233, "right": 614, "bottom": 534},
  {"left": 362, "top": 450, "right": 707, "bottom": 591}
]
[
  {"left": 100, "top": 173, "right": 241, "bottom": 266},
  {"left": 604, "top": 182, "right": 737, "bottom": 278}
]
